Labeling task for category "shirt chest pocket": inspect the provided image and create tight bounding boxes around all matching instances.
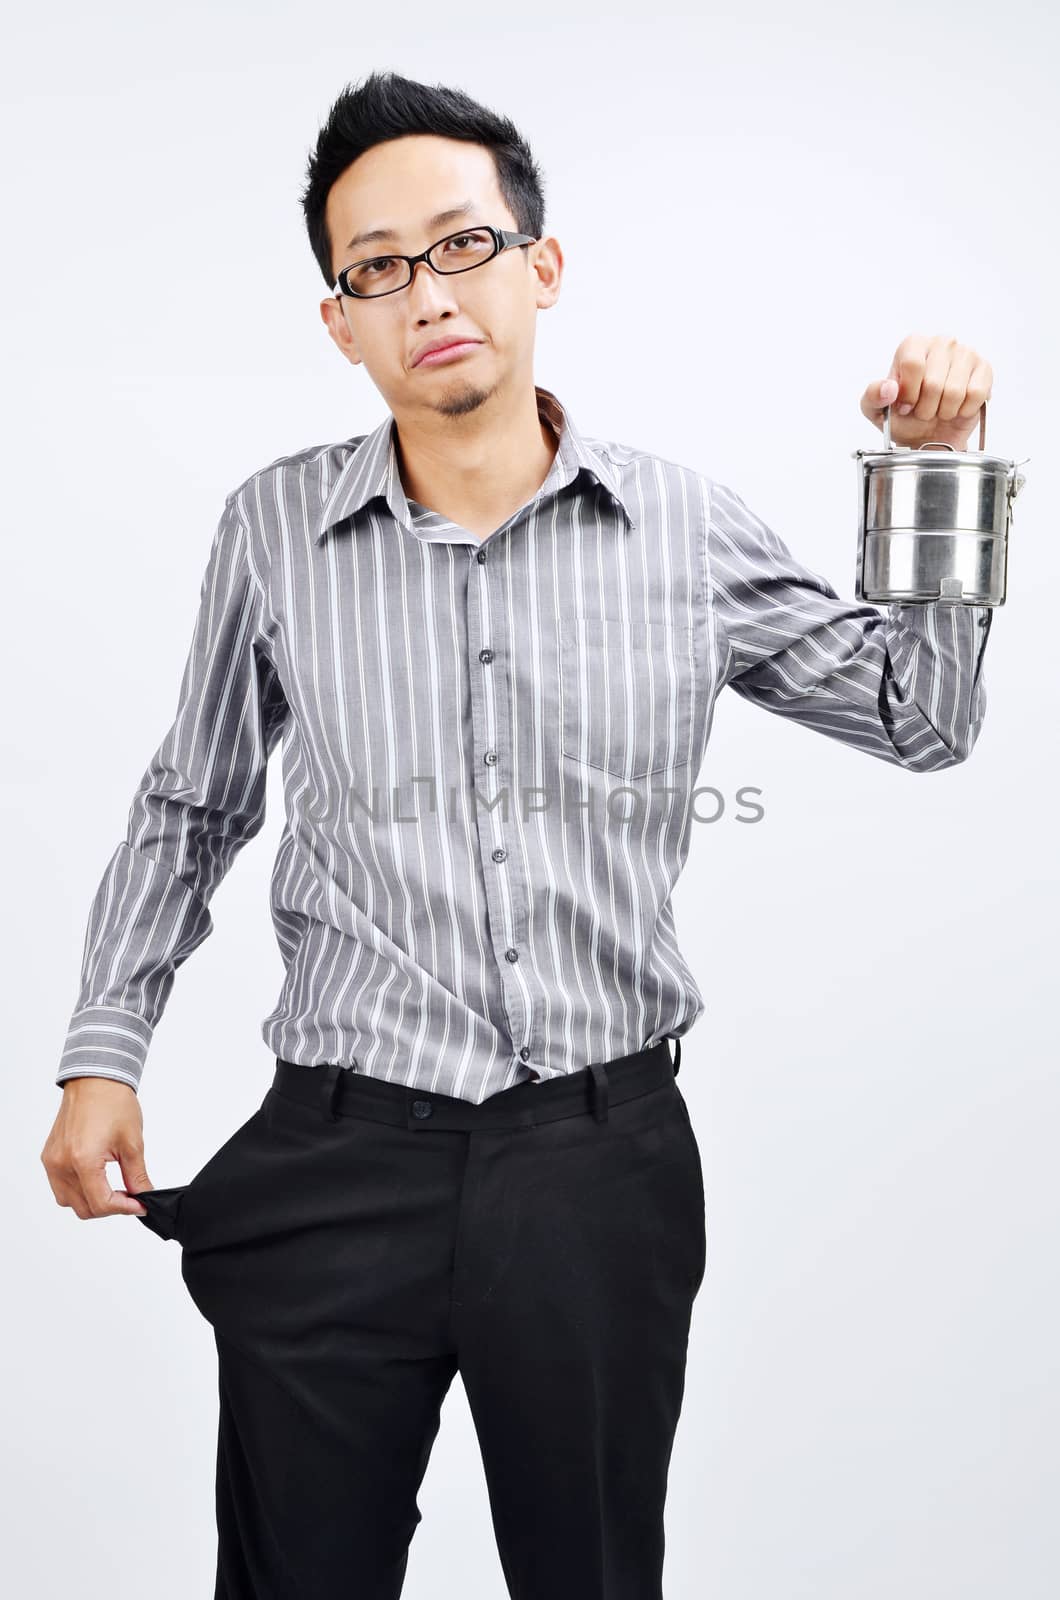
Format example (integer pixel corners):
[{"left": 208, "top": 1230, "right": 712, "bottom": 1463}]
[{"left": 560, "top": 617, "right": 696, "bottom": 779}]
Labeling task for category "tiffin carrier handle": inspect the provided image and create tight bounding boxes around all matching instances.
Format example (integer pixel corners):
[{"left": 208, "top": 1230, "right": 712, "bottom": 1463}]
[{"left": 882, "top": 398, "right": 988, "bottom": 454}]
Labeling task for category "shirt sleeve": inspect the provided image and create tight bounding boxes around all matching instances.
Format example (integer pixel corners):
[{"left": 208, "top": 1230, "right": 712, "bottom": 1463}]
[
  {"left": 705, "top": 477, "right": 993, "bottom": 771},
  {"left": 56, "top": 494, "right": 289, "bottom": 1092}
]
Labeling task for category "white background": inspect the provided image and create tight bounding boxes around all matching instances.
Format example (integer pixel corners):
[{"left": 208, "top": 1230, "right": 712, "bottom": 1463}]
[{"left": 5, "top": 1, "right": 1057, "bottom": 1594}]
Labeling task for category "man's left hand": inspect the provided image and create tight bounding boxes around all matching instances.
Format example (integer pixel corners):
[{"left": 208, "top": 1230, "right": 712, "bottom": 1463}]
[{"left": 861, "top": 333, "right": 994, "bottom": 449}]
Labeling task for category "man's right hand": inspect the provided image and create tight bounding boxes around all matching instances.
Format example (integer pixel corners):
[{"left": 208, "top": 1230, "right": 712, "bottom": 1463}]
[{"left": 41, "top": 1079, "right": 152, "bottom": 1220}]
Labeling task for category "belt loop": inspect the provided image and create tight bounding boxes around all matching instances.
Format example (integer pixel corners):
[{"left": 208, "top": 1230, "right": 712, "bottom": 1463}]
[
  {"left": 672, "top": 1035, "right": 682, "bottom": 1076},
  {"left": 320, "top": 1062, "right": 343, "bottom": 1122},
  {"left": 588, "top": 1061, "right": 609, "bottom": 1123}
]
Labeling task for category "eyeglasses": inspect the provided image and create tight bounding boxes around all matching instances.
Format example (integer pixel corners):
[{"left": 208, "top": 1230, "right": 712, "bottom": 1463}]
[{"left": 332, "top": 224, "right": 539, "bottom": 300}]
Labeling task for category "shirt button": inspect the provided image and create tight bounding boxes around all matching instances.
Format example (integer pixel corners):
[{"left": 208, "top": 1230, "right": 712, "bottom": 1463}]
[
  {"left": 492, "top": 847, "right": 507, "bottom": 862},
  {"left": 484, "top": 749, "right": 498, "bottom": 765},
  {"left": 505, "top": 947, "right": 519, "bottom": 962},
  {"left": 479, "top": 648, "right": 494, "bottom": 663},
  {"left": 519, "top": 1046, "right": 531, "bottom": 1061},
  {"left": 476, "top": 550, "right": 487, "bottom": 564},
  {"left": 411, "top": 1099, "right": 433, "bottom": 1119}
]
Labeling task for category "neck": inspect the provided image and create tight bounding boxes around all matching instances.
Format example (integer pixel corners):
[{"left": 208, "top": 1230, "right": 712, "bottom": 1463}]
[{"left": 392, "top": 381, "right": 559, "bottom": 529}]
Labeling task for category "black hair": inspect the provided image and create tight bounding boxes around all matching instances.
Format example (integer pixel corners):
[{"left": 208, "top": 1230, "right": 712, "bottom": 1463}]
[{"left": 300, "top": 69, "right": 547, "bottom": 290}]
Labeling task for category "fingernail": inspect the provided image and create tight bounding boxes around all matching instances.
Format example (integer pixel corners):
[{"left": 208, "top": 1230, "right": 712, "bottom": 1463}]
[{"left": 898, "top": 403, "right": 913, "bottom": 415}]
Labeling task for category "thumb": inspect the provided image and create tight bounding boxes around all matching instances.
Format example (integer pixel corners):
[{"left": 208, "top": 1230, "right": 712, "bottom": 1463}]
[
  {"left": 878, "top": 376, "right": 899, "bottom": 407},
  {"left": 119, "top": 1151, "right": 152, "bottom": 1215}
]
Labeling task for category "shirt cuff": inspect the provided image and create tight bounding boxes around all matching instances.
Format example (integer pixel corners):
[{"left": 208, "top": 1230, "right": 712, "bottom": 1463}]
[{"left": 56, "top": 1004, "right": 153, "bottom": 1091}]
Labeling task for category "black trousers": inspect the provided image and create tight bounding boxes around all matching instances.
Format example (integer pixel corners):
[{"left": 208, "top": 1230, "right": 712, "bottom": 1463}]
[{"left": 135, "top": 1037, "right": 706, "bottom": 1599}]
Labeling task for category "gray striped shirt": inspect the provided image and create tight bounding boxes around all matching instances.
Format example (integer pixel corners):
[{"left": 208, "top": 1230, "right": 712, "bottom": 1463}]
[{"left": 57, "top": 385, "right": 992, "bottom": 1101}]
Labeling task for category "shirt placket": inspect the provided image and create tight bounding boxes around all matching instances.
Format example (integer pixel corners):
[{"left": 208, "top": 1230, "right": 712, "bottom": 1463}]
[{"left": 465, "top": 536, "right": 538, "bottom": 1076}]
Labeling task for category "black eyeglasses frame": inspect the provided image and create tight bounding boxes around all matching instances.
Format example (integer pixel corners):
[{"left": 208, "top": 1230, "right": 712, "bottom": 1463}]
[{"left": 332, "top": 225, "right": 539, "bottom": 300}]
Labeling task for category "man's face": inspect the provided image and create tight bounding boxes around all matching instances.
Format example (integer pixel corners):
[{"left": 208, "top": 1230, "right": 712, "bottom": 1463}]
[{"left": 320, "top": 134, "right": 561, "bottom": 421}]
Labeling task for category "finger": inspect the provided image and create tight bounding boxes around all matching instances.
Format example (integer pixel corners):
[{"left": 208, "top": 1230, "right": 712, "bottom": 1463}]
[
  {"left": 957, "top": 360, "right": 993, "bottom": 420},
  {"left": 864, "top": 372, "right": 896, "bottom": 419},
  {"left": 908, "top": 335, "right": 953, "bottom": 420},
  {"left": 120, "top": 1149, "right": 152, "bottom": 1215},
  {"left": 894, "top": 334, "right": 929, "bottom": 415},
  {"left": 116, "top": 1130, "right": 152, "bottom": 1213},
  {"left": 937, "top": 346, "right": 976, "bottom": 421},
  {"left": 79, "top": 1158, "right": 146, "bottom": 1218},
  {"left": 859, "top": 373, "right": 900, "bottom": 424},
  {"left": 50, "top": 1175, "right": 94, "bottom": 1221}
]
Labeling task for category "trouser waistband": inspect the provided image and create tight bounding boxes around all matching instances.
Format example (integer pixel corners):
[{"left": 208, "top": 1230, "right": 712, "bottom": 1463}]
[{"left": 273, "top": 1035, "right": 683, "bottom": 1131}]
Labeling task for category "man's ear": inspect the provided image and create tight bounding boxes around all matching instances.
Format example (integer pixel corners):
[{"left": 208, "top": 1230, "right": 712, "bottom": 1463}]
[{"left": 320, "top": 297, "right": 363, "bottom": 369}]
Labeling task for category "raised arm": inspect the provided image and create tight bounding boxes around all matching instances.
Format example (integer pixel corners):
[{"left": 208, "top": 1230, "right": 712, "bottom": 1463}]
[{"left": 706, "top": 477, "right": 992, "bottom": 772}]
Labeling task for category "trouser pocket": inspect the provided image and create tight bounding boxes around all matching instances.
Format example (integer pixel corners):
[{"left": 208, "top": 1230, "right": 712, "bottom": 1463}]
[
  {"left": 132, "top": 1094, "right": 273, "bottom": 1248},
  {"left": 133, "top": 1184, "right": 190, "bottom": 1243}
]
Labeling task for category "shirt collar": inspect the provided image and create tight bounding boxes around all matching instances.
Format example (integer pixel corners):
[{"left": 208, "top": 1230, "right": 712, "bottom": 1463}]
[{"left": 315, "top": 384, "right": 636, "bottom": 541}]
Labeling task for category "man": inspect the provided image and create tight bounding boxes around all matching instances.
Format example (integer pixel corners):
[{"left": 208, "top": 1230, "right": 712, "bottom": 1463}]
[{"left": 41, "top": 69, "right": 995, "bottom": 1599}]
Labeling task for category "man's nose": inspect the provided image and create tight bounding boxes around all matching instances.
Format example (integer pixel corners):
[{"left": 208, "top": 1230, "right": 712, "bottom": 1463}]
[{"left": 407, "top": 259, "right": 459, "bottom": 314}]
